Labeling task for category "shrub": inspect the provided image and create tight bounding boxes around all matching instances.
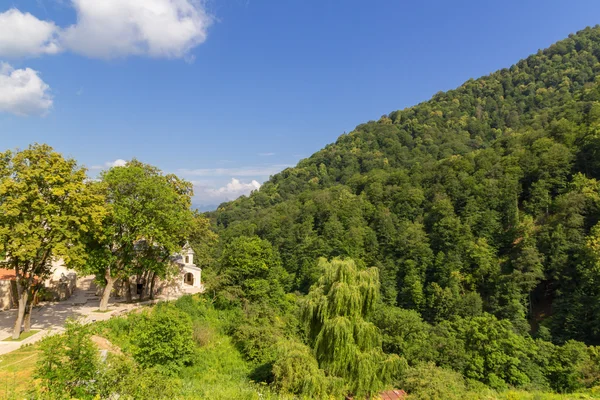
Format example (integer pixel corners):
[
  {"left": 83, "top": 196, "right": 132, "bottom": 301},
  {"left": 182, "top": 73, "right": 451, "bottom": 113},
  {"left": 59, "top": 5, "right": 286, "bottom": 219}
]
[
  {"left": 96, "top": 353, "right": 182, "bottom": 399},
  {"left": 34, "top": 320, "right": 100, "bottom": 399},
  {"left": 400, "top": 362, "right": 469, "bottom": 400},
  {"left": 233, "top": 319, "right": 280, "bottom": 365},
  {"left": 131, "top": 303, "right": 195, "bottom": 374}
]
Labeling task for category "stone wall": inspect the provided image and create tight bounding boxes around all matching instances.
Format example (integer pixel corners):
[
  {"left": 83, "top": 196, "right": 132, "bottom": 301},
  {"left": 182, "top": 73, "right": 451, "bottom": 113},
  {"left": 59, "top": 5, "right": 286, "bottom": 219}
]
[{"left": 0, "top": 280, "right": 15, "bottom": 310}]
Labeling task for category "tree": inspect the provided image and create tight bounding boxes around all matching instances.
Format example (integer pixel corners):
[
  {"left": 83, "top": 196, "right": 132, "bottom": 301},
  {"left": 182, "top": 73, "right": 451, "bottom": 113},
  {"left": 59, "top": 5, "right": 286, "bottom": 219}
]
[
  {"left": 373, "top": 305, "right": 436, "bottom": 364},
  {"left": 302, "top": 258, "right": 403, "bottom": 397},
  {"left": 86, "top": 160, "right": 194, "bottom": 310},
  {"left": 217, "top": 235, "right": 288, "bottom": 305},
  {"left": 449, "top": 314, "right": 536, "bottom": 388},
  {"left": 0, "top": 144, "right": 105, "bottom": 339},
  {"left": 188, "top": 210, "right": 218, "bottom": 269},
  {"left": 272, "top": 340, "right": 344, "bottom": 399}
]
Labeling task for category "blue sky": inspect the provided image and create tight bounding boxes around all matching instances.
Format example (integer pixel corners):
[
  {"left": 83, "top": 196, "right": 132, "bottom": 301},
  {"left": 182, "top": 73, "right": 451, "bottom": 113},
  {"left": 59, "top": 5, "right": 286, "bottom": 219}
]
[{"left": 0, "top": 0, "right": 599, "bottom": 208}]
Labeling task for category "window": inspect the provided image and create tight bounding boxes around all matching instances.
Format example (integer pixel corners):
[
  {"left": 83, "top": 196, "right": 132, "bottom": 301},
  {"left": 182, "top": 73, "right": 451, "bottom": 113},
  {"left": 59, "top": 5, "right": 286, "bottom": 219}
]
[{"left": 185, "top": 255, "right": 189, "bottom": 264}]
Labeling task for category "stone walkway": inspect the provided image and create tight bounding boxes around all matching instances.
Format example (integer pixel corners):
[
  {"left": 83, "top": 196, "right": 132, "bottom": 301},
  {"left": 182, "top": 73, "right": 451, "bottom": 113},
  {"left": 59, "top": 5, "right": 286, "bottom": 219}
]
[{"left": 0, "top": 276, "right": 200, "bottom": 355}]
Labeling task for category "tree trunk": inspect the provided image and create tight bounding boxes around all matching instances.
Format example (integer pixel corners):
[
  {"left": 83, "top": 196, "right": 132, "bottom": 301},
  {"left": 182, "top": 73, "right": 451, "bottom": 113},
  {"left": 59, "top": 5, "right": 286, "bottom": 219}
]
[
  {"left": 139, "top": 271, "right": 148, "bottom": 301},
  {"left": 99, "top": 273, "right": 114, "bottom": 311},
  {"left": 125, "top": 277, "right": 132, "bottom": 303},
  {"left": 23, "top": 307, "right": 32, "bottom": 333},
  {"left": 23, "top": 287, "right": 39, "bottom": 333},
  {"left": 12, "top": 286, "right": 28, "bottom": 340},
  {"left": 143, "top": 271, "right": 152, "bottom": 300},
  {"left": 150, "top": 273, "right": 157, "bottom": 300}
]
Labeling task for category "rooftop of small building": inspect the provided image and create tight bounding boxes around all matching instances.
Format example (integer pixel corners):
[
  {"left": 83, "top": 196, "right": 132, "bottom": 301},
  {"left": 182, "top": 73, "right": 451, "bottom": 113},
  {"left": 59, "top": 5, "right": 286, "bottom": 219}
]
[{"left": 0, "top": 268, "right": 15, "bottom": 280}]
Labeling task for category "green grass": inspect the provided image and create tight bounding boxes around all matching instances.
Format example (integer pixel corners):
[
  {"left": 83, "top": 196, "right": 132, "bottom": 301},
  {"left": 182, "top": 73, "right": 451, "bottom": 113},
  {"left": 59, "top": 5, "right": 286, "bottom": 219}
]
[
  {"left": 489, "top": 390, "right": 600, "bottom": 399},
  {"left": 180, "top": 334, "right": 285, "bottom": 400},
  {"left": 92, "top": 308, "right": 113, "bottom": 313},
  {"left": 0, "top": 344, "right": 40, "bottom": 399},
  {"left": 2, "top": 330, "right": 40, "bottom": 342}
]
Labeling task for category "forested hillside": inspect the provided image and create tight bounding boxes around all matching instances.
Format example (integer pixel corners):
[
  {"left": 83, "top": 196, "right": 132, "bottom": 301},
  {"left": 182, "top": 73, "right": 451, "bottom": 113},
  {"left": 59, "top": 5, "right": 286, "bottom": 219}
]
[{"left": 214, "top": 25, "right": 600, "bottom": 350}]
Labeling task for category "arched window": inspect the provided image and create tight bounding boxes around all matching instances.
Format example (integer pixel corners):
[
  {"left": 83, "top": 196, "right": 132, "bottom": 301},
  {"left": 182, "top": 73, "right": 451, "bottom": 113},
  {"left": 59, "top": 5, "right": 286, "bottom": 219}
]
[
  {"left": 185, "top": 255, "right": 189, "bottom": 264},
  {"left": 184, "top": 273, "right": 194, "bottom": 285}
]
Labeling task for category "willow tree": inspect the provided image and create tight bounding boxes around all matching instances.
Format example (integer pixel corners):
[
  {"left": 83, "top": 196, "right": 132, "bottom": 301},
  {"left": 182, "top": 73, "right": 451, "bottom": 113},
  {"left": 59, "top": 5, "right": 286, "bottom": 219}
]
[
  {"left": 302, "top": 258, "right": 403, "bottom": 397},
  {"left": 0, "top": 144, "right": 106, "bottom": 339}
]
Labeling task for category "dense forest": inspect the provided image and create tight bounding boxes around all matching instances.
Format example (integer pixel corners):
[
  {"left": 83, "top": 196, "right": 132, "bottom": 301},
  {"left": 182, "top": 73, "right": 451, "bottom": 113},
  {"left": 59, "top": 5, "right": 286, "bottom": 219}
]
[{"left": 204, "top": 25, "right": 600, "bottom": 396}]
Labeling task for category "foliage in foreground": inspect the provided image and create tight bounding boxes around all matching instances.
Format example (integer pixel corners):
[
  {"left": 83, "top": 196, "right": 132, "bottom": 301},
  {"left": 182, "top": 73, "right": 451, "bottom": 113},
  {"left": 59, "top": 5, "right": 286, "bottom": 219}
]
[
  {"left": 130, "top": 303, "right": 196, "bottom": 374},
  {"left": 22, "top": 296, "right": 600, "bottom": 399},
  {"left": 33, "top": 319, "right": 180, "bottom": 399}
]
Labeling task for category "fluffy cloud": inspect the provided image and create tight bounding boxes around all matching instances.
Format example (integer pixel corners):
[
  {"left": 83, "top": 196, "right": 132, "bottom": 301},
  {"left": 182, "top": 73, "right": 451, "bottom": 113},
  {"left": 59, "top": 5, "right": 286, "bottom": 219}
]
[
  {"left": 195, "top": 178, "right": 261, "bottom": 205},
  {"left": 109, "top": 159, "right": 128, "bottom": 167},
  {"left": 89, "top": 159, "right": 128, "bottom": 170},
  {"left": 0, "top": 9, "right": 61, "bottom": 58},
  {"left": 0, "top": 0, "right": 212, "bottom": 59},
  {"left": 0, "top": 63, "right": 53, "bottom": 116}
]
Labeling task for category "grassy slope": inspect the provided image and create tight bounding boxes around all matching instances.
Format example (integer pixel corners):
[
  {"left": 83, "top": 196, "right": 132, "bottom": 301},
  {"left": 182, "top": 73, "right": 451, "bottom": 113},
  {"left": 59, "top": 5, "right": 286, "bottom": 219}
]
[
  {"left": 180, "top": 334, "right": 283, "bottom": 400},
  {"left": 0, "top": 344, "right": 39, "bottom": 399}
]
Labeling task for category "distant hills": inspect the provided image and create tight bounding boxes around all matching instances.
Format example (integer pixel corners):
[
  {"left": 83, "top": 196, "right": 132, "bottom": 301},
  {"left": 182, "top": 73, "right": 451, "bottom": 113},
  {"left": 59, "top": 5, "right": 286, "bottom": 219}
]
[{"left": 194, "top": 203, "right": 219, "bottom": 212}]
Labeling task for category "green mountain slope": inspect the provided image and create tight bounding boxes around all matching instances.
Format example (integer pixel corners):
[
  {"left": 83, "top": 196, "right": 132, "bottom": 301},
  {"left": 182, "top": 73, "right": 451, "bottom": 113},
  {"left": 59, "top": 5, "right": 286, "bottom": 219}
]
[{"left": 214, "top": 26, "right": 600, "bottom": 345}]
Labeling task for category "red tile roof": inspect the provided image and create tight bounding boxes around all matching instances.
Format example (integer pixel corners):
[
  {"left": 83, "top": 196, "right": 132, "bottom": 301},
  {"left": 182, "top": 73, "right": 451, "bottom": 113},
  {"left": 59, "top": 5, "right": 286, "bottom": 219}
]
[
  {"left": 0, "top": 268, "right": 16, "bottom": 281},
  {"left": 346, "top": 390, "right": 407, "bottom": 400},
  {"left": 380, "top": 390, "right": 407, "bottom": 400}
]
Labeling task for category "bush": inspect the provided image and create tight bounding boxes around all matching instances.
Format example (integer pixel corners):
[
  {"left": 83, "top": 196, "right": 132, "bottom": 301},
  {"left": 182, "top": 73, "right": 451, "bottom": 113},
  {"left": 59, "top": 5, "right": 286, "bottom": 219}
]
[
  {"left": 233, "top": 319, "right": 280, "bottom": 365},
  {"left": 34, "top": 320, "right": 100, "bottom": 399},
  {"left": 400, "top": 363, "right": 469, "bottom": 400},
  {"left": 545, "top": 340, "right": 598, "bottom": 393},
  {"left": 96, "top": 353, "right": 182, "bottom": 399},
  {"left": 131, "top": 303, "right": 195, "bottom": 374}
]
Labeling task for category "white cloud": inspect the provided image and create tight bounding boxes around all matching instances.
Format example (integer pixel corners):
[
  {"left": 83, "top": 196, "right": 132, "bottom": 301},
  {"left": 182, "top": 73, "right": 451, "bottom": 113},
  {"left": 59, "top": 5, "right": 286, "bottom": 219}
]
[
  {"left": 258, "top": 152, "right": 275, "bottom": 156},
  {"left": 61, "top": 0, "right": 212, "bottom": 59},
  {"left": 0, "top": 9, "right": 61, "bottom": 58},
  {"left": 109, "top": 159, "right": 128, "bottom": 167},
  {"left": 0, "top": 63, "right": 53, "bottom": 116},
  {"left": 0, "top": 1, "right": 212, "bottom": 59},
  {"left": 89, "top": 159, "right": 128, "bottom": 170},
  {"left": 195, "top": 178, "right": 261, "bottom": 204},
  {"left": 179, "top": 165, "right": 290, "bottom": 177}
]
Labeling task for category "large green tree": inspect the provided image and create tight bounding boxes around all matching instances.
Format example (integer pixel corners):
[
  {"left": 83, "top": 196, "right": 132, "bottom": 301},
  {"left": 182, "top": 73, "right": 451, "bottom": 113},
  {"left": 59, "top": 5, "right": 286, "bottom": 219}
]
[
  {"left": 0, "top": 144, "right": 105, "bottom": 339},
  {"left": 87, "top": 160, "right": 194, "bottom": 310},
  {"left": 216, "top": 235, "right": 288, "bottom": 305}
]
